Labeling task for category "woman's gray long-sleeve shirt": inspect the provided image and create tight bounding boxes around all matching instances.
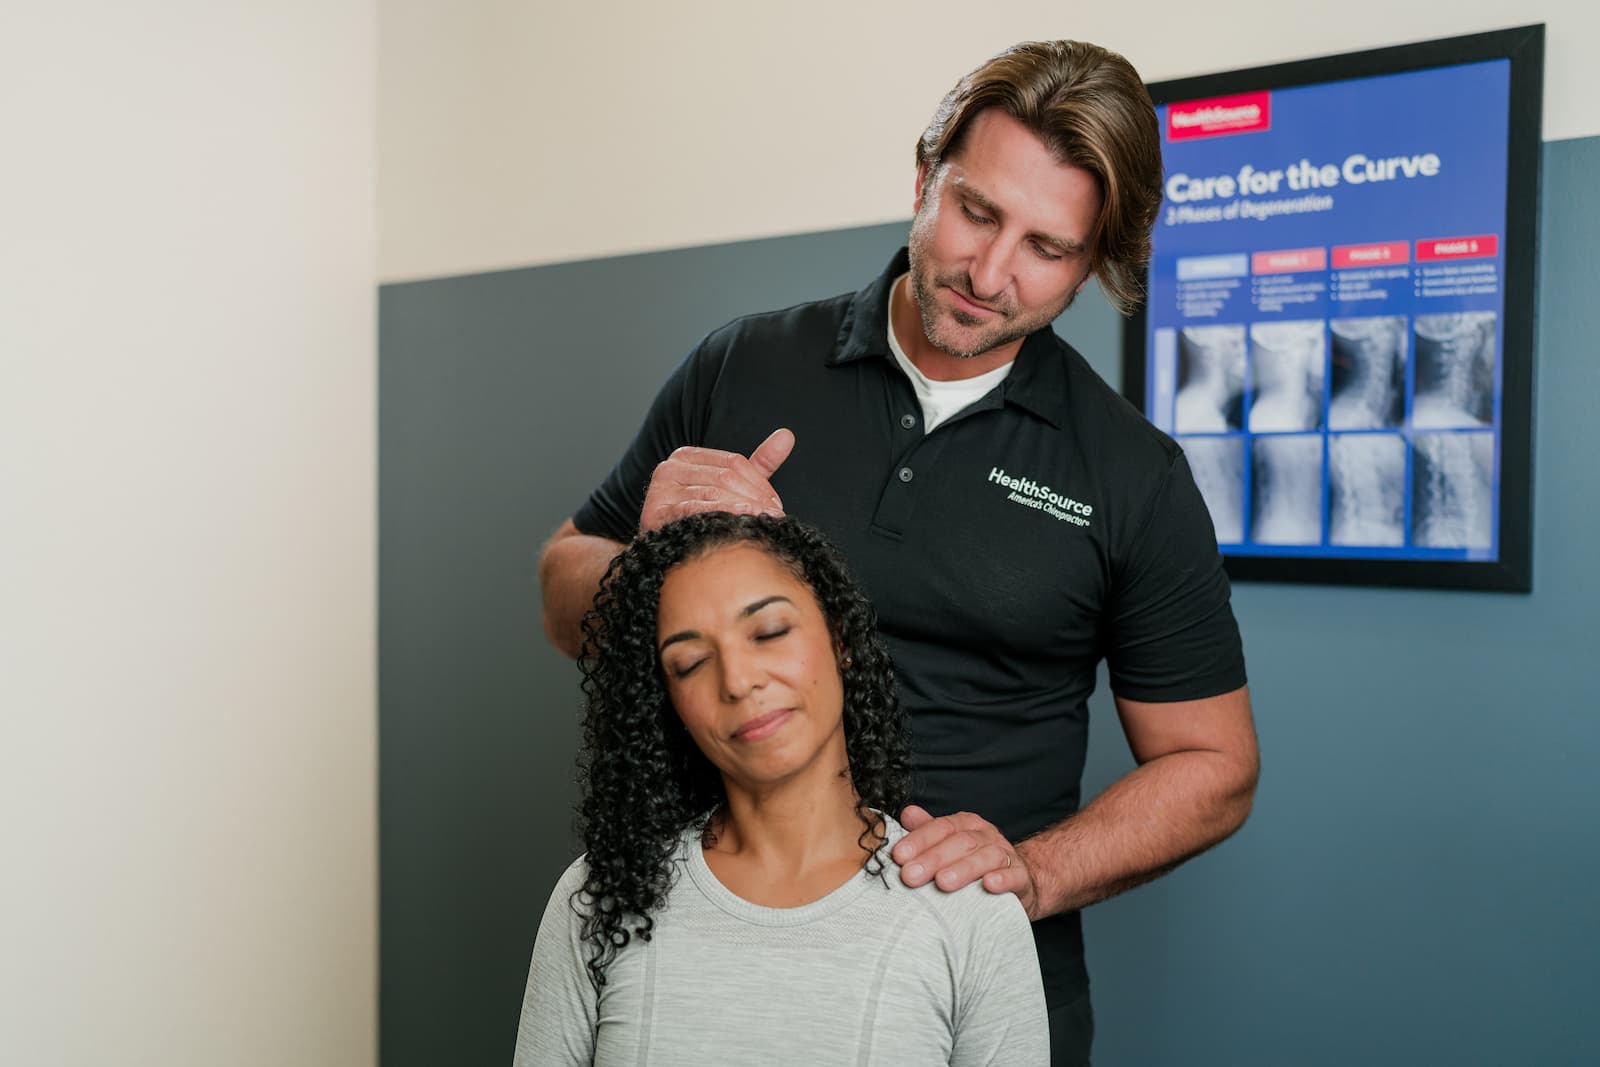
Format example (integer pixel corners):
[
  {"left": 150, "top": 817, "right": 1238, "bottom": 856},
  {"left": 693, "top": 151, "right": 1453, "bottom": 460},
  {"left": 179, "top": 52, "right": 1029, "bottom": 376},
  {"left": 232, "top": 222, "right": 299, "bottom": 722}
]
[{"left": 514, "top": 816, "right": 1049, "bottom": 1066}]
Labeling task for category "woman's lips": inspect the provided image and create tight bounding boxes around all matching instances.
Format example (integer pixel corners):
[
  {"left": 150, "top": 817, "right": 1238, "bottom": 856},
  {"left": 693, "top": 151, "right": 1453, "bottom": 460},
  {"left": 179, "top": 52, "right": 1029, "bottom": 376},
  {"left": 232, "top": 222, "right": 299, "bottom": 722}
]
[{"left": 732, "top": 708, "right": 794, "bottom": 742}]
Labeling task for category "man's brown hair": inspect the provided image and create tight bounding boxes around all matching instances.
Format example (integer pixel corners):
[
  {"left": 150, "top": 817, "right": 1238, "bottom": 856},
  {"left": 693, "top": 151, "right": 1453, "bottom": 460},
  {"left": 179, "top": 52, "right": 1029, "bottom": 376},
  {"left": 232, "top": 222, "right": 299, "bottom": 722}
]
[{"left": 917, "top": 40, "right": 1163, "bottom": 316}]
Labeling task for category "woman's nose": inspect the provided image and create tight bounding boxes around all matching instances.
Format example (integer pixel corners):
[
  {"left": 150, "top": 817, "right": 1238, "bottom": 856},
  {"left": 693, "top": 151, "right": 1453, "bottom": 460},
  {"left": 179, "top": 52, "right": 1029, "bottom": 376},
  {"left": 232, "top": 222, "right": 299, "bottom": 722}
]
[{"left": 718, "top": 649, "right": 765, "bottom": 702}]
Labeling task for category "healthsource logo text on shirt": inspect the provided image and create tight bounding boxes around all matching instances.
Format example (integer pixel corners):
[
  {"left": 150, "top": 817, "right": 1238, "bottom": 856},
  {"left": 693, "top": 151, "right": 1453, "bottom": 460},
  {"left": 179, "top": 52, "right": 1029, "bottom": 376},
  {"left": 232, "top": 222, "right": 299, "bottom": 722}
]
[{"left": 987, "top": 467, "right": 1093, "bottom": 528}]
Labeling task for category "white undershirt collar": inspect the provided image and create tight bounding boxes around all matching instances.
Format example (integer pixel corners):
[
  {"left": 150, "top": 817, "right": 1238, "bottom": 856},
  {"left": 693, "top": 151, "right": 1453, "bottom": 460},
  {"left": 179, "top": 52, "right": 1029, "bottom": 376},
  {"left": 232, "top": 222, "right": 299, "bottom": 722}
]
[{"left": 886, "top": 274, "right": 1013, "bottom": 433}]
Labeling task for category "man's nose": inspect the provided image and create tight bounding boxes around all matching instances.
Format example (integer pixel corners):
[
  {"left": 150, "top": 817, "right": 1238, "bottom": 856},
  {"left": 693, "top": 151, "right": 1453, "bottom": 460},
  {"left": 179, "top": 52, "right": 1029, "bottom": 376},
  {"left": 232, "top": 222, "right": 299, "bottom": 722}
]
[{"left": 969, "top": 237, "right": 1011, "bottom": 302}]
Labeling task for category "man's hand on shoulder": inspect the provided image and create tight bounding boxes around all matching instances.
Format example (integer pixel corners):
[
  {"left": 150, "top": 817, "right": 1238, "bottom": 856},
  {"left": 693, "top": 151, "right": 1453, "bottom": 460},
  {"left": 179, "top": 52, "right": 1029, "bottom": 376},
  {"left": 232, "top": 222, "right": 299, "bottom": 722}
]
[
  {"left": 640, "top": 428, "right": 795, "bottom": 533},
  {"left": 894, "top": 805, "right": 1039, "bottom": 920}
]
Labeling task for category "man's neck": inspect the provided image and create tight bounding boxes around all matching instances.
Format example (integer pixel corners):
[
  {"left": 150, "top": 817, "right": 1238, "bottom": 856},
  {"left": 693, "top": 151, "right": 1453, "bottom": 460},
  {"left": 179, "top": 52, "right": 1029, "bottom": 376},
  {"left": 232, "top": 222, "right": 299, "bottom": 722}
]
[{"left": 889, "top": 274, "right": 1022, "bottom": 382}]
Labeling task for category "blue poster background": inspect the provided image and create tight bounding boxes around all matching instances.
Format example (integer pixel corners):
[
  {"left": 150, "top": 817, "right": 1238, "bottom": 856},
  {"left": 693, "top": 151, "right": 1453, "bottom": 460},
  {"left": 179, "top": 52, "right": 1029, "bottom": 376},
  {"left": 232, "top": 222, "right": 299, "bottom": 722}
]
[{"left": 1146, "top": 60, "right": 1510, "bottom": 562}]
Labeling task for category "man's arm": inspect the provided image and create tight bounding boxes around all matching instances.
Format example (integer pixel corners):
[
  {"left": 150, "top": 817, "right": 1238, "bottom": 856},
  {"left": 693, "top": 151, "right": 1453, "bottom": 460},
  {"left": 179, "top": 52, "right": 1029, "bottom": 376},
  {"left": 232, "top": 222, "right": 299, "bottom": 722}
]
[
  {"left": 894, "top": 684, "right": 1258, "bottom": 919},
  {"left": 538, "top": 519, "right": 627, "bottom": 659},
  {"left": 1017, "top": 684, "right": 1257, "bottom": 915}
]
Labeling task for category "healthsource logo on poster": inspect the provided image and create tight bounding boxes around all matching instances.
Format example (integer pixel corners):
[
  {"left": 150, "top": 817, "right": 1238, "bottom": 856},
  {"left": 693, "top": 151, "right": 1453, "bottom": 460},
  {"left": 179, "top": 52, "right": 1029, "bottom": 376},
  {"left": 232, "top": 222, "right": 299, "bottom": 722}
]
[{"left": 1168, "top": 91, "right": 1272, "bottom": 141}]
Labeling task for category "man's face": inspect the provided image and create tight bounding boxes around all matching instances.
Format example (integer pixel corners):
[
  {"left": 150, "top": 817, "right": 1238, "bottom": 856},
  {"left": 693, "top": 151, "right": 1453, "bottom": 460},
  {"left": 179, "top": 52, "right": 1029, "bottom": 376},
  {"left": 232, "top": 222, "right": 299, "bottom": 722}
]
[{"left": 907, "top": 108, "right": 1103, "bottom": 360}]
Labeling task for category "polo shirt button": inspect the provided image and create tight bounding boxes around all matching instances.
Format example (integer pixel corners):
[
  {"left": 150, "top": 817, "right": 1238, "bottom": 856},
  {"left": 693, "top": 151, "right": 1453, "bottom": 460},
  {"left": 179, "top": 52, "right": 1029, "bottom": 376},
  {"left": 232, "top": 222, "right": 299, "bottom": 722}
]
[
  {"left": 897, "top": 466, "right": 914, "bottom": 483},
  {"left": 900, "top": 414, "right": 916, "bottom": 429}
]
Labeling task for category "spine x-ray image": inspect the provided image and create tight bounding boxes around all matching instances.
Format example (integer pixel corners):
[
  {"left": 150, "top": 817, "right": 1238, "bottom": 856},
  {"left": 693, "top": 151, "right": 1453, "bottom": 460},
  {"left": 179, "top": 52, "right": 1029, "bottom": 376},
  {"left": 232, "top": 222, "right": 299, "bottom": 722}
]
[
  {"left": 1179, "top": 437, "right": 1245, "bottom": 545},
  {"left": 1248, "top": 321, "right": 1325, "bottom": 433},
  {"left": 1176, "top": 325, "right": 1245, "bottom": 433},
  {"left": 1250, "top": 434, "right": 1324, "bottom": 545},
  {"left": 1412, "top": 432, "right": 1494, "bottom": 549},
  {"left": 1412, "top": 312, "right": 1496, "bottom": 428},
  {"left": 1328, "top": 433, "right": 1406, "bottom": 546},
  {"left": 1329, "top": 316, "right": 1406, "bottom": 429}
]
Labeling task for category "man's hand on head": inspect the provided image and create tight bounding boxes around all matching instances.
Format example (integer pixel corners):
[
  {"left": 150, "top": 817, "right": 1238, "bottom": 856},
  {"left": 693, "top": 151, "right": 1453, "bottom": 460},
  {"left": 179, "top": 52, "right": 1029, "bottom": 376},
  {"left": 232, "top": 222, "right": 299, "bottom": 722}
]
[
  {"left": 639, "top": 428, "right": 796, "bottom": 533},
  {"left": 894, "top": 805, "right": 1040, "bottom": 920}
]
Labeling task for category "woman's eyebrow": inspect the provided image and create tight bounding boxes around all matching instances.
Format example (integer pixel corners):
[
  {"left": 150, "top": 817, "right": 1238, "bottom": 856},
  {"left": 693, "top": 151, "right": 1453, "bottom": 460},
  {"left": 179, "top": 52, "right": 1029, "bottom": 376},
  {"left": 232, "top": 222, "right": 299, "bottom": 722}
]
[
  {"left": 739, "top": 595, "right": 792, "bottom": 619},
  {"left": 658, "top": 596, "right": 794, "bottom": 653},
  {"left": 658, "top": 630, "right": 699, "bottom": 653}
]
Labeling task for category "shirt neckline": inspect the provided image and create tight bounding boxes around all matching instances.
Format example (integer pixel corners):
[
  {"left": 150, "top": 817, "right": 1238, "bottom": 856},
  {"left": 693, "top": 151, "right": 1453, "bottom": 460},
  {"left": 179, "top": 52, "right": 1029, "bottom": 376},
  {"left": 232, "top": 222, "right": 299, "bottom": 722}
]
[
  {"left": 681, "top": 813, "right": 904, "bottom": 928},
  {"left": 828, "top": 248, "right": 1070, "bottom": 429},
  {"left": 886, "top": 275, "right": 1014, "bottom": 398}
]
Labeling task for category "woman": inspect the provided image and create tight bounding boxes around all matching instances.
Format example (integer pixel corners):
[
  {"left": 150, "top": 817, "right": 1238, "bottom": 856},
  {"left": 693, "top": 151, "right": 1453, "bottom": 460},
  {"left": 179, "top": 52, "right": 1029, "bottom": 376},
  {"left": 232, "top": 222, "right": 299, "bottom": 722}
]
[{"left": 515, "top": 514, "right": 1047, "bottom": 1065}]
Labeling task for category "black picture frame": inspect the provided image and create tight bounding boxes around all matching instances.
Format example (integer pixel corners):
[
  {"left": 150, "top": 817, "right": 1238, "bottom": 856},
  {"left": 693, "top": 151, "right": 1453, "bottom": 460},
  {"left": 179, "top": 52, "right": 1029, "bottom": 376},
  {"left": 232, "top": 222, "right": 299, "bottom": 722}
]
[{"left": 1122, "top": 24, "right": 1541, "bottom": 592}]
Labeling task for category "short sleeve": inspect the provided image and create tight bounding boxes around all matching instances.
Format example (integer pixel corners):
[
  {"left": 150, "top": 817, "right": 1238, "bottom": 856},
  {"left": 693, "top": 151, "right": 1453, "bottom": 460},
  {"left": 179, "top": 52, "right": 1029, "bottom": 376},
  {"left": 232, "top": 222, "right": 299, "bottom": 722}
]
[
  {"left": 1105, "top": 451, "right": 1248, "bottom": 702},
  {"left": 571, "top": 337, "right": 723, "bottom": 542},
  {"left": 950, "top": 894, "right": 1050, "bottom": 1066},
  {"left": 512, "top": 859, "right": 598, "bottom": 1067}
]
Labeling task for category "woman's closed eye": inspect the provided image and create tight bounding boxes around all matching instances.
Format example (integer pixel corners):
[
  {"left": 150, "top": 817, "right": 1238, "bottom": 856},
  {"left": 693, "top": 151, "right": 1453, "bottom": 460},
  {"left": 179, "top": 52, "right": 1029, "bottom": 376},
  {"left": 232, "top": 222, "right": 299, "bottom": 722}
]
[{"left": 665, "top": 655, "right": 708, "bottom": 680}]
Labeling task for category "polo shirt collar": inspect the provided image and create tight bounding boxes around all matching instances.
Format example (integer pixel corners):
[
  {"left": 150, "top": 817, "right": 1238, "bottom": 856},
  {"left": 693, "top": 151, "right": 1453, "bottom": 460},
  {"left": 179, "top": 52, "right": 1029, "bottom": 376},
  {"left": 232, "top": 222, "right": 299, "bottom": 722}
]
[{"left": 829, "top": 247, "right": 1069, "bottom": 429}]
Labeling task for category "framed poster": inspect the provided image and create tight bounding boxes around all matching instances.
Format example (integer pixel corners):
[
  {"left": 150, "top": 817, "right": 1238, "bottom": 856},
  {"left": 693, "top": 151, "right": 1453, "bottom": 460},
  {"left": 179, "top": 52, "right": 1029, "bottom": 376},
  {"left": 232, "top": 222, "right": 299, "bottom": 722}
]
[{"left": 1123, "top": 25, "right": 1542, "bottom": 591}]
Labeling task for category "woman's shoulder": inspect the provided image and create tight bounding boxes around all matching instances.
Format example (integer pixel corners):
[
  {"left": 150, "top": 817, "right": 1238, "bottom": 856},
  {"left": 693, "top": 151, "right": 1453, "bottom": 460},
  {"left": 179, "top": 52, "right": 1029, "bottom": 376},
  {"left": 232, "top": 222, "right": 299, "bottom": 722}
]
[
  {"left": 874, "top": 815, "right": 1033, "bottom": 938},
  {"left": 546, "top": 826, "right": 700, "bottom": 917},
  {"left": 533, "top": 855, "right": 593, "bottom": 932},
  {"left": 551, "top": 854, "right": 590, "bottom": 896}
]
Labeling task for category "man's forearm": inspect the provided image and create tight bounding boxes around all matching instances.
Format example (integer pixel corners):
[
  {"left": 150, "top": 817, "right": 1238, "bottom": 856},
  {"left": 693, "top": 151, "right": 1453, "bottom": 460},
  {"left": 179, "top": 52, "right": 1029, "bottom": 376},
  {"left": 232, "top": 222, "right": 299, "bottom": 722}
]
[
  {"left": 1016, "top": 747, "right": 1257, "bottom": 917},
  {"left": 538, "top": 519, "right": 627, "bottom": 659}
]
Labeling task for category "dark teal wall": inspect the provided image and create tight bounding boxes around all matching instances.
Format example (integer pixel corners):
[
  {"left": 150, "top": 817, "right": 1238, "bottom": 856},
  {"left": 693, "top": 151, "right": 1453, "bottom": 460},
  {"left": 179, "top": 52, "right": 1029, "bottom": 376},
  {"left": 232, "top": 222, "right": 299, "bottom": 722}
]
[{"left": 378, "top": 136, "right": 1599, "bottom": 1065}]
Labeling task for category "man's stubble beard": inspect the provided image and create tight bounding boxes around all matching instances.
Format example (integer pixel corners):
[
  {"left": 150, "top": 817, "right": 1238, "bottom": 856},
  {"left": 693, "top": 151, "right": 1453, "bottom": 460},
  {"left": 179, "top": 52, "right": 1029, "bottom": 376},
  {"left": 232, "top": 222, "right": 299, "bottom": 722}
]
[{"left": 906, "top": 203, "right": 1077, "bottom": 361}]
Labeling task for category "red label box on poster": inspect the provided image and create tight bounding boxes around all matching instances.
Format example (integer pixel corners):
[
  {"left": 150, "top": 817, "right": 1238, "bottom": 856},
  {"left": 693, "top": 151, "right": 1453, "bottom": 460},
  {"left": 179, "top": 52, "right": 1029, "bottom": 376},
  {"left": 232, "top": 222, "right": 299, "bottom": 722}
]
[
  {"left": 1332, "top": 241, "right": 1411, "bottom": 269},
  {"left": 1168, "top": 91, "right": 1272, "bottom": 141},
  {"left": 1252, "top": 247, "right": 1327, "bottom": 274},
  {"left": 1415, "top": 235, "right": 1499, "bottom": 261}
]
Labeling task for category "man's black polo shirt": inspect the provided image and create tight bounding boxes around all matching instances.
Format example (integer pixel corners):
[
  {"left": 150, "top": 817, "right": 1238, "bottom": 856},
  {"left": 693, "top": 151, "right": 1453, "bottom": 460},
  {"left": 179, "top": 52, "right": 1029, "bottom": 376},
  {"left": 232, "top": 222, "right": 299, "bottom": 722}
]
[{"left": 574, "top": 248, "right": 1247, "bottom": 1009}]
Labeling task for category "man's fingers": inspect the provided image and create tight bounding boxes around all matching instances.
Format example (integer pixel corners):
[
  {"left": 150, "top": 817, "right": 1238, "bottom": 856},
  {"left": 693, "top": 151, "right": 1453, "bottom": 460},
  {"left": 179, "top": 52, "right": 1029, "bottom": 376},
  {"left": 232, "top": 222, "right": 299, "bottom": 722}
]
[
  {"left": 682, "top": 451, "right": 783, "bottom": 509},
  {"left": 892, "top": 811, "right": 1020, "bottom": 897},
  {"left": 893, "top": 807, "right": 984, "bottom": 860},
  {"left": 640, "top": 434, "right": 794, "bottom": 535},
  {"left": 891, "top": 805, "right": 951, "bottom": 867},
  {"left": 896, "top": 825, "right": 981, "bottom": 886},
  {"left": 980, "top": 864, "right": 1028, "bottom": 893},
  {"left": 980, "top": 861, "right": 1036, "bottom": 914},
  {"left": 654, "top": 452, "right": 782, "bottom": 508},
  {"left": 908, "top": 827, "right": 992, "bottom": 879},
  {"left": 664, "top": 460, "right": 776, "bottom": 506},
  {"left": 641, "top": 492, "right": 781, "bottom": 533},
  {"left": 933, "top": 843, "right": 1016, "bottom": 892},
  {"left": 897, "top": 804, "right": 933, "bottom": 830},
  {"left": 748, "top": 428, "right": 795, "bottom": 479},
  {"left": 667, "top": 498, "right": 777, "bottom": 519}
]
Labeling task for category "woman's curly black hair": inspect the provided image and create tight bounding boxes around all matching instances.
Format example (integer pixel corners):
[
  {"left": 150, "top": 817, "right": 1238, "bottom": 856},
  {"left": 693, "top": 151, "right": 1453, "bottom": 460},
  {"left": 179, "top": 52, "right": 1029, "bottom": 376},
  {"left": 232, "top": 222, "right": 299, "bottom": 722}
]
[{"left": 573, "top": 512, "right": 911, "bottom": 991}]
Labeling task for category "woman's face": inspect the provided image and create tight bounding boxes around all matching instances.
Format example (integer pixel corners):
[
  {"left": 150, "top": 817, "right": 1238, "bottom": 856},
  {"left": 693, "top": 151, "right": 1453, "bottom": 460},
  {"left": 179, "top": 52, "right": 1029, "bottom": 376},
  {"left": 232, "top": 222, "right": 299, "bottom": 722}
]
[{"left": 656, "top": 542, "right": 848, "bottom": 794}]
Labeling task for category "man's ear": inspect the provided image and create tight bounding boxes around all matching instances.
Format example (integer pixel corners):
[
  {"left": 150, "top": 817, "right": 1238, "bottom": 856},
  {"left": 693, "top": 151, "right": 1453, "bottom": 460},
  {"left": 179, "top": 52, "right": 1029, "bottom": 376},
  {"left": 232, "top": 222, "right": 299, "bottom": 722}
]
[
  {"left": 913, "top": 161, "right": 931, "bottom": 215},
  {"left": 1074, "top": 271, "right": 1095, "bottom": 297}
]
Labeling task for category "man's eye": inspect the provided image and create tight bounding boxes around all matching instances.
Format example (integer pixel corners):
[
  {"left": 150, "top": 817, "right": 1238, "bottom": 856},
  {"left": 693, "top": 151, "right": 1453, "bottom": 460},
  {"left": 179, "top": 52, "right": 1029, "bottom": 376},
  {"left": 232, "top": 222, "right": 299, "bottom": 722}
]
[
  {"left": 1033, "top": 242, "right": 1064, "bottom": 261},
  {"left": 961, "top": 205, "right": 992, "bottom": 225},
  {"left": 754, "top": 626, "right": 791, "bottom": 642}
]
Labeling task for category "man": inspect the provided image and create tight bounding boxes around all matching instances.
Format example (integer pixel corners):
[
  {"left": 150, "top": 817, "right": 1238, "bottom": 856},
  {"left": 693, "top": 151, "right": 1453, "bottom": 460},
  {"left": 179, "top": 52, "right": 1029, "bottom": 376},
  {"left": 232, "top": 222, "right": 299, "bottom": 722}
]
[{"left": 539, "top": 40, "right": 1258, "bottom": 1065}]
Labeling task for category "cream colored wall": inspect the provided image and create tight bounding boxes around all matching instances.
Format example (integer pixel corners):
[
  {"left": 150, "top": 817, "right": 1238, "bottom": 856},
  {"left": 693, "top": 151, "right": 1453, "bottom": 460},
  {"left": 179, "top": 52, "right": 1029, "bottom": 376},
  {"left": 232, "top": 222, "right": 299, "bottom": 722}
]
[
  {"left": 380, "top": 0, "right": 1594, "bottom": 283},
  {"left": 1, "top": 5, "right": 376, "bottom": 1066}
]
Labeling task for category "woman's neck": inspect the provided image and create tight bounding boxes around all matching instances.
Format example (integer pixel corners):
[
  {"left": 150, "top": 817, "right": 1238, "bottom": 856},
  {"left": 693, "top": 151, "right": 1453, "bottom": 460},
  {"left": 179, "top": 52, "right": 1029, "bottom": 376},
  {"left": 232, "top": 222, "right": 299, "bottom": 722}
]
[{"left": 703, "top": 770, "right": 883, "bottom": 908}]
